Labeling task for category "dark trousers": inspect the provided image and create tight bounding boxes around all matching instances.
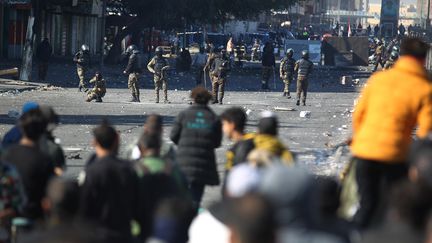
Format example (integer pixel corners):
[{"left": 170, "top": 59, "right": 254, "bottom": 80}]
[
  {"left": 38, "top": 62, "right": 48, "bottom": 81},
  {"left": 189, "top": 183, "right": 205, "bottom": 209},
  {"left": 373, "top": 56, "right": 384, "bottom": 72},
  {"left": 353, "top": 157, "right": 407, "bottom": 229},
  {"left": 195, "top": 66, "right": 204, "bottom": 85}
]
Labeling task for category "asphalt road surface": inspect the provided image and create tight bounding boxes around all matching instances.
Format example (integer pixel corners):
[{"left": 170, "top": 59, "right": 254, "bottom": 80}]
[{"left": 0, "top": 61, "right": 370, "bottom": 207}]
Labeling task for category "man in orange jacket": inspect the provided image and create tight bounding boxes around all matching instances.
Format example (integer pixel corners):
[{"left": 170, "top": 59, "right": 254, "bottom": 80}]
[{"left": 351, "top": 38, "right": 432, "bottom": 228}]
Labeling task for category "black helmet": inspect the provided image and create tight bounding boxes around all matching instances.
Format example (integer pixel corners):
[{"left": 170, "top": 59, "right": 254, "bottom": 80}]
[
  {"left": 155, "top": 46, "right": 164, "bottom": 56},
  {"left": 302, "top": 50, "right": 309, "bottom": 59},
  {"left": 126, "top": 45, "right": 138, "bottom": 55},
  {"left": 286, "top": 48, "right": 294, "bottom": 57}
]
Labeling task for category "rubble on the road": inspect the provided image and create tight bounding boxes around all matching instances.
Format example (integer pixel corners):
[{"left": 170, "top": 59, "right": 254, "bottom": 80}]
[
  {"left": 36, "top": 85, "right": 64, "bottom": 91},
  {"left": 300, "top": 111, "right": 311, "bottom": 118},
  {"left": 274, "top": 106, "right": 296, "bottom": 112}
]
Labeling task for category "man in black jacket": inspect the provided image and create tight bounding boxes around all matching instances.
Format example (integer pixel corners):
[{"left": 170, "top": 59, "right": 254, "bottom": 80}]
[
  {"left": 36, "top": 38, "right": 52, "bottom": 81},
  {"left": 261, "top": 42, "right": 275, "bottom": 90},
  {"left": 123, "top": 45, "right": 142, "bottom": 102},
  {"left": 79, "top": 121, "right": 138, "bottom": 242},
  {"left": 170, "top": 87, "right": 222, "bottom": 208}
]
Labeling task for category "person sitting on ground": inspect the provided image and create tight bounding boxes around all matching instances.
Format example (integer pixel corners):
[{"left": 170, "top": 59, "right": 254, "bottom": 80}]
[
  {"left": 79, "top": 120, "right": 139, "bottom": 243},
  {"left": 86, "top": 71, "right": 106, "bottom": 103},
  {"left": 2, "top": 108, "right": 55, "bottom": 222}
]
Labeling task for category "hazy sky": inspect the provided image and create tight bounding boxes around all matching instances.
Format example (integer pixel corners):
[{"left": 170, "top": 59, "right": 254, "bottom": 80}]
[{"left": 369, "top": 0, "right": 416, "bottom": 4}]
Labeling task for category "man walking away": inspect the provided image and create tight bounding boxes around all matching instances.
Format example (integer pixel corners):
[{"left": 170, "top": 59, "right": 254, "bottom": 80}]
[
  {"left": 170, "top": 87, "right": 222, "bottom": 209},
  {"left": 261, "top": 42, "right": 275, "bottom": 90},
  {"left": 124, "top": 45, "right": 142, "bottom": 103},
  {"left": 36, "top": 38, "right": 52, "bottom": 82},
  {"left": 279, "top": 49, "right": 296, "bottom": 98},
  {"left": 294, "top": 50, "right": 313, "bottom": 106},
  {"left": 351, "top": 38, "right": 432, "bottom": 229},
  {"left": 193, "top": 48, "right": 207, "bottom": 86},
  {"left": 73, "top": 44, "right": 91, "bottom": 92}
]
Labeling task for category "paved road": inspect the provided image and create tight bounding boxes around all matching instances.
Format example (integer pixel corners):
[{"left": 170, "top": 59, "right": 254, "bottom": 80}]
[{"left": 0, "top": 62, "right": 370, "bottom": 207}]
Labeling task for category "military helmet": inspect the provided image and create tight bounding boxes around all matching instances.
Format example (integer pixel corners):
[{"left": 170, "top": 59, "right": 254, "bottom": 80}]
[
  {"left": 286, "top": 48, "right": 294, "bottom": 57},
  {"left": 392, "top": 46, "right": 400, "bottom": 52},
  {"left": 126, "top": 44, "right": 138, "bottom": 54},
  {"left": 301, "top": 50, "right": 309, "bottom": 58},
  {"left": 390, "top": 51, "right": 399, "bottom": 60},
  {"left": 155, "top": 46, "right": 164, "bottom": 55},
  {"left": 81, "top": 44, "right": 90, "bottom": 52}
]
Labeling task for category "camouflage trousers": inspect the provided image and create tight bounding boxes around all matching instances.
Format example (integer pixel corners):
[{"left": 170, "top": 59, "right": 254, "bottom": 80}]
[
  {"left": 261, "top": 66, "right": 273, "bottom": 85},
  {"left": 212, "top": 76, "right": 226, "bottom": 102},
  {"left": 282, "top": 74, "right": 294, "bottom": 93},
  {"left": 77, "top": 67, "right": 87, "bottom": 88},
  {"left": 128, "top": 73, "right": 140, "bottom": 98},
  {"left": 154, "top": 76, "right": 168, "bottom": 102},
  {"left": 87, "top": 90, "right": 105, "bottom": 102},
  {"left": 296, "top": 76, "right": 309, "bottom": 103}
]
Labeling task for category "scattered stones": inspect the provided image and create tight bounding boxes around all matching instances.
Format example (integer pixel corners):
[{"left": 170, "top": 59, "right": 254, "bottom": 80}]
[
  {"left": 340, "top": 76, "right": 352, "bottom": 85},
  {"left": 300, "top": 111, "right": 311, "bottom": 118}
]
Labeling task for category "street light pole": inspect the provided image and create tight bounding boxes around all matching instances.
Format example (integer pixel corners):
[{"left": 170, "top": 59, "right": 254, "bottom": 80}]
[{"left": 100, "top": 0, "right": 106, "bottom": 70}]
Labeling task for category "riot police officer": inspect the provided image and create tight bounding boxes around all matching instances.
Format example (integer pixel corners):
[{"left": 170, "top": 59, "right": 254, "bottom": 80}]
[
  {"left": 147, "top": 46, "right": 170, "bottom": 103},
  {"left": 294, "top": 50, "right": 313, "bottom": 106},
  {"left": 279, "top": 48, "right": 296, "bottom": 98},
  {"left": 73, "top": 44, "right": 91, "bottom": 92},
  {"left": 209, "top": 48, "right": 230, "bottom": 104},
  {"left": 123, "top": 45, "right": 142, "bottom": 102}
]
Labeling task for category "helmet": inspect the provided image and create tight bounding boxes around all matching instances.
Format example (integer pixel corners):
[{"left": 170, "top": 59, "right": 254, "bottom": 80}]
[
  {"left": 155, "top": 46, "right": 164, "bottom": 56},
  {"left": 301, "top": 50, "right": 309, "bottom": 59},
  {"left": 126, "top": 45, "right": 138, "bottom": 55},
  {"left": 390, "top": 51, "right": 399, "bottom": 61},
  {"left": 81, "top": 44, "right": 90, "bottom": 52},
  {"left": 392, "top": 46, "right": 400, "bottom": 52},
  {"left": 286, "top": 48, "right": 294, "bottom": 57}
]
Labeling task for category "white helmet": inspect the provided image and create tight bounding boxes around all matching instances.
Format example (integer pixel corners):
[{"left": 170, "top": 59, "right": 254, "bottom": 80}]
[{"left": 81, "top": 44, "right": 90, "bottom": 52}]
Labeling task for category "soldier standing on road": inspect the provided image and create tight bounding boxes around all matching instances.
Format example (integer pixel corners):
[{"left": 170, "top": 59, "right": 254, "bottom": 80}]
[
  {"left": 124, "top": 45, "right": 142, "bottom": 103},
  {"left": 86, "top": 72, "right": 106, "bottom": 103},
  {"left": 372, "top": 40, "right": 385, "bottom": 72},
  {"left": 261, "top": 42, "right": 275, "bottom": 90},
  {"left": 279, "top": 48, "right": 296, "bottom": 98},
  {"left": 208, "top": 49, "right": 230, "bottom": 105},
  {"left": 294, "top": 50, "right": 313, "bottom": 106},
  {"left": 36, "top": 38, "right": 52, "bottom": 82},
  {"left": 147, "top": 46, "right": 170, "bottom": 104},
  {"left": 73, "top": 44, "right": 91, "bottom": 92}
]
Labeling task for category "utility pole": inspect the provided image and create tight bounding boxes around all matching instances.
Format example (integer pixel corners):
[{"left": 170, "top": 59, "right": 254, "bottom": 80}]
[
  {"left": 427, "top": 0, "right": 431, "bottom": 30},
  {"left": 100, "top": 0, "right": 106, "bottom": 70}
]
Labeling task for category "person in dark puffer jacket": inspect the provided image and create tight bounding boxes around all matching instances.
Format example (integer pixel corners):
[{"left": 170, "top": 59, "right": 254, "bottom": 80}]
[{"left": 170, "top": 86, "right": 222, "bottom": 209}]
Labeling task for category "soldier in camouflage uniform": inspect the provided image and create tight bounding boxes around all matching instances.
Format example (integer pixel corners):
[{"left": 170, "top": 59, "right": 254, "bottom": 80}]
[
  {"left": 294, "top": 50, "right": 313, "bottom": 106},
  {"left": 123, "top": 45, "right": 142, "bottom": 102},
  {"left": 86, "top": 72, "right": 106, "bottom": 103},
  {"left": 147, "top": 46, "right": 170, "bottom": 103},
  {"left": 279, "top": 48, "right": 296, "bottom": 98},
  {"left": 73, "top": 44, "right": 91, "bottom": 92},
  {"left": 383, "top": 51, "right": 399, "bottom": 70},
  {"left": 208, "top": 49, "right": 230, "bottom": 104}
]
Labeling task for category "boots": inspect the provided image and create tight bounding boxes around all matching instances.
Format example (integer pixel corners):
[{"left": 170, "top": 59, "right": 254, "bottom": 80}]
[
  {"left": 163, "top": 91, "right": 170, "bottom": 103},
  {"left": 156, "top": 92, "right": 160, "bottom": 103},
  {"left": 129, "top": 95, "right": 137, "bottom": 102},
  {"left": 287, "top": 92, "right": 291, "bottom": 99},
  {"left": 282, "top": 92, "right": 287, "bottom": 97},
  {"left": 296, "top": 100, "right": 300, "bottom": 106}
]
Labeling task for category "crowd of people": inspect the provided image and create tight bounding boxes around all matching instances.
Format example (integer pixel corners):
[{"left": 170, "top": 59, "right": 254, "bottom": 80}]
[{"left": 2, "top": 37, "right": 432, "bottom": 243}]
